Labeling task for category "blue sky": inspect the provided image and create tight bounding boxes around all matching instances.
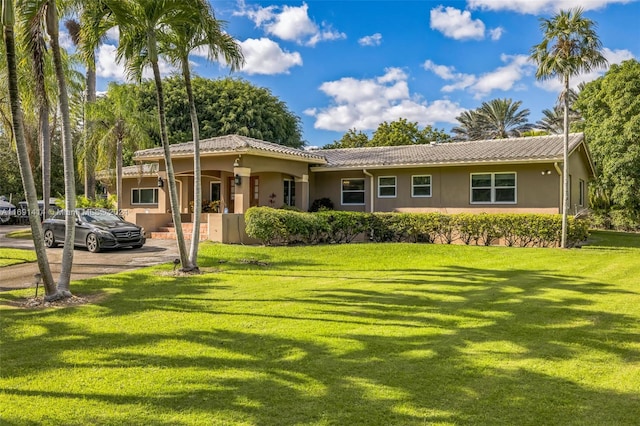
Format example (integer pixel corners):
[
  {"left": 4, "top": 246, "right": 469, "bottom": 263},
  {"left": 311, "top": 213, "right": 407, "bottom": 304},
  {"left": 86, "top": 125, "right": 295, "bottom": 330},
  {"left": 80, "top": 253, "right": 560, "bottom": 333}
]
[{"left": 88, "top": 0, "right": 640, "bottom": 147}]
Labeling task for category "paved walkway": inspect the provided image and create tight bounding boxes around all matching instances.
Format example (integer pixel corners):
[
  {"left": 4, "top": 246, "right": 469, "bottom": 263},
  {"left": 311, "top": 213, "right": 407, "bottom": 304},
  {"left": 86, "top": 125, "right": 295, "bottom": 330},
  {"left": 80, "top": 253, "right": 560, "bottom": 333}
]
[{"left": 0, "top": 225, "right": 180, "bottom": 291}]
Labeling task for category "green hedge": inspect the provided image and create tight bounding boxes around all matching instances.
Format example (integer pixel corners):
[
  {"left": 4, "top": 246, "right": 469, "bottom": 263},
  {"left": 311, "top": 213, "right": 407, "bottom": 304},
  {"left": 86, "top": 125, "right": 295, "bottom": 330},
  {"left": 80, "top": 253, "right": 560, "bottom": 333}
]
[{"left": 245, "top": 207, "right": 589, "bottom": 248}]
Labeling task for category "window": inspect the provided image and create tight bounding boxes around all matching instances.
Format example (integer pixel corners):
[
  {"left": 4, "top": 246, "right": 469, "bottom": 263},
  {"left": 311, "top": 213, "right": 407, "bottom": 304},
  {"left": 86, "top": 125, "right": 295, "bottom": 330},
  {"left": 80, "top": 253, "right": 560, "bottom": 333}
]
[
  {"left": 579, "top": 179, "right": 585, "bottom": 206},
  {"left": 132, "top": 188, "right": 158, "bottom": 205},
  {"left": 412, "top": 175, "right": 432, "bottom": 197},
  {"left": 470, "top": 173, "right": 516, "bottom": 204},
  {"left": 283, "top": 179, "right": 295, "bottom": 206},
  {"left": 378, "top": 176, "right": 396, "bottom": 198},
  {"left": 342, "top": 178, "right": 365, "bottom": 205},
  {"left": 210, "top": 182, "right": 221, "bottom": 201}
]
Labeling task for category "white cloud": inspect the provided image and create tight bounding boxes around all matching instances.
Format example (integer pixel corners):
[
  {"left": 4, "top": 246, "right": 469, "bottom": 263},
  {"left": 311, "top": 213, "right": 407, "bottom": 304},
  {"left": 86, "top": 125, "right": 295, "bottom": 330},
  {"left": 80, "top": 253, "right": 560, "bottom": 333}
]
[
  {"left": 424, "top": 54, "right": 535, "bottom": 98},
  {"left": 430, "top": 6, "right": 485, "bottom": 40},
  {"left": 95, "top": 44, "right": 127, "bottom": 80},
  {"left": 359, "top": 33, "right": 382, "bottom": 46},
  {"left": 95, "top": 43, "right": 176, "bottom": 82},
  {"left": 106, "top": 27, "right": 119, "bottom": 42},
  {"left": 468, "top": 0, "right": 634, "bottom": 14},
  {"left": 305, "top": 68, "right": 464, "bottom": 132},
  {"left": 535, "top": 47, "right": 635, "bottom": 92},
  {"left": 235, "top": 1, "right": 345, "bottom": 46},
  {"left": 238, "top": 38, "right": 302, "bottom": 75},
  {"left": 489, "top": 27, "right": 504, "bottom": 41}
]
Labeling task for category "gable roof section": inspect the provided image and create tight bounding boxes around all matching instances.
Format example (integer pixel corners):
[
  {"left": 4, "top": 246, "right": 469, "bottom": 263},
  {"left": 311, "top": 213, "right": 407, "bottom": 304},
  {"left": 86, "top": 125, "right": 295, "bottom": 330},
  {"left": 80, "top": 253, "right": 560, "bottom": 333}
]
[
  {"left": 312, "top": 133, "right": 588, "bottom": 171},
  {"left": 134, "top": 134, "right": 326, "bottom": 164}
]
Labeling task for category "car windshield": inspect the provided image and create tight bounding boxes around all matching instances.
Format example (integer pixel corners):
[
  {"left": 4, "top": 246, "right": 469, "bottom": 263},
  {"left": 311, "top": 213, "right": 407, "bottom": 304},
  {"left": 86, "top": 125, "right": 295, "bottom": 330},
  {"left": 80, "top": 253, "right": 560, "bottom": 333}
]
[{"left": 82, "top": 210, "right": 122, "bottom": 223}]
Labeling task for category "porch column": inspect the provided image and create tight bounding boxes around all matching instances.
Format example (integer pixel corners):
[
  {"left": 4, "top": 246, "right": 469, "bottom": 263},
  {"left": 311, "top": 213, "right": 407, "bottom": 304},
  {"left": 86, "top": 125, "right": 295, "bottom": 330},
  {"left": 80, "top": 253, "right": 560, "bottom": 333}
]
[
  {"left": 233, "top": 166, "right": 251, "bottom": 214},
  {"left": 295, "top": 174, "right": 309, "bottom": 211}
]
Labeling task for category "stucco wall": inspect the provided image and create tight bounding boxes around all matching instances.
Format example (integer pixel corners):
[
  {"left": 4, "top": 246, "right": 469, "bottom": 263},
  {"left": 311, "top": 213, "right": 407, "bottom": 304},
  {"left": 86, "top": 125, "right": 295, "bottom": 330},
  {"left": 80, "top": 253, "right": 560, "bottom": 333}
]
[{"left": 310, "top": 162, "right": 563, "bottom": 214}]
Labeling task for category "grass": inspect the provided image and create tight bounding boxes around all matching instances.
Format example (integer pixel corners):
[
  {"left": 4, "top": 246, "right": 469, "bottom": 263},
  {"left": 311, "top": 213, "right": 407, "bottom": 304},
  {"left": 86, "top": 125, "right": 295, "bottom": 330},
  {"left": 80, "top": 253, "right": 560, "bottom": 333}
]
[
  {"left": 0, "top": 248, "right": 37, "bottom": 267},
  {"left": 1, "top": 230, "right": 639, "bottom": 425},
  {"left": 5, "top": 227, "right": 32, "bottom": 239}
]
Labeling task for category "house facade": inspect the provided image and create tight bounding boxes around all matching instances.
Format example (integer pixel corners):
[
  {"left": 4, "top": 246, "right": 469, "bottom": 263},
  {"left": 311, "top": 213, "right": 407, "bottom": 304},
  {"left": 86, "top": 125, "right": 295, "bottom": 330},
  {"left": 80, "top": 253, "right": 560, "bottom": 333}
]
[{"left": 104, "top": 133, "right": 594, "bottom": 242}]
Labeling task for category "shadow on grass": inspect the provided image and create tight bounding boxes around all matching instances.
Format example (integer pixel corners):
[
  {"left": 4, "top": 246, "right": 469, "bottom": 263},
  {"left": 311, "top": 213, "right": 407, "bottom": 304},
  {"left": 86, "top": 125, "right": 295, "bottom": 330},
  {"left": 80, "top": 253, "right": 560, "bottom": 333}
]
[{"left": 1, "top": 250, "right": 639, "bottom": 424}]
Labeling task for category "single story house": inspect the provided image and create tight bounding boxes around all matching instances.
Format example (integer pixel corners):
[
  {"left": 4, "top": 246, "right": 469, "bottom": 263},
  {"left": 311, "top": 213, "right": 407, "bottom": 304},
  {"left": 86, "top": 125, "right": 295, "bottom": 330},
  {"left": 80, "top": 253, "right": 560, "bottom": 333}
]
[{"left": 103, "top": 133, "right": 594, "bottom": 243}]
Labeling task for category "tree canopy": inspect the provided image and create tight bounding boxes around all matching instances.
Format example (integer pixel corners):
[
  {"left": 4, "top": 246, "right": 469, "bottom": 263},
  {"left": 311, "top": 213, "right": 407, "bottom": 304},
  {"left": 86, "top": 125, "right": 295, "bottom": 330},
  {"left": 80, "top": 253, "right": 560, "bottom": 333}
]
[
  {"left": 574, "top": 59, "right": 640, "bottom": 218},
  {"left": 132, "top": 76, "right": 304, "bottom": 148},
  {"left": 452, "top": 98, "right": 531, "bottom": 141},
  {"left": 325, "top": 118, "right": 450, "bottom": 149}
]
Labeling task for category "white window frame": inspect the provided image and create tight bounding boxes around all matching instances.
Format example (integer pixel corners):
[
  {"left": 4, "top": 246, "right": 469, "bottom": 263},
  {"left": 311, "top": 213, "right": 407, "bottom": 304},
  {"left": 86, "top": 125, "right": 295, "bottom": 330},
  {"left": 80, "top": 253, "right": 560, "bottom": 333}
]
[
  {"left": 377, "top": 176, "right": 397, "bottom": 198},
  {"left": 470, "top": 172, "right": 517, "bottom": 204},
  {"left": 341, "top": 178, "right": 366, "bottom": 206},
  {"left": 283, "top": 179, "right": 295, "bottom": 206},
  {"left": 132, "top": 188, "right": 158, "bottom": 205},
  {"left": 411, "top": 175, "right": 432, "bottom": 198}
]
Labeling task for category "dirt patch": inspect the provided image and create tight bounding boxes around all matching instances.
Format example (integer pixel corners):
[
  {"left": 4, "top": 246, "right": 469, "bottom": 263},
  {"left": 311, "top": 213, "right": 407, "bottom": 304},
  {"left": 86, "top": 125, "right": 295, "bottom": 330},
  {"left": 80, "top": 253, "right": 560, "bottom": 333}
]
[{"left": 6, "top": 293, "right": 108, "bottom": 310}]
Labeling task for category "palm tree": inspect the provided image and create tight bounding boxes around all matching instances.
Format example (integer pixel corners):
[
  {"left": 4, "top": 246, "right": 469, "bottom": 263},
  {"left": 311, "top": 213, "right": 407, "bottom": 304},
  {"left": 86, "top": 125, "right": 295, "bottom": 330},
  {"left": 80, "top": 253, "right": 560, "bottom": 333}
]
[
  {"left": 453, "top": 98, "right": 531, "bottom": 141},
  {"left": 65, "top": 17, "right": 97, "bottom": 199},
  {"left": 530, "top": 7, "right": 607, "bottom": 248},
  {"left": 160, "top": 0, "right": 243, "bottom": 271},
  {"left": 88, "top": 82, "right": 154, "bottom": 213},
  {"left": 451, "top": 110, "right": 487, "bottom": 141},
  {"left": 44, "top": 0, "right": 76, "bottom": 296},
  {"left": 2, "top": 0, "right": 58, "bottom": 300},
  {"left": 83, "top": 0, "right": 203, "bottom": 270},
  {"left": 18, "top": 1, "right": 52, "bottom": 218},
  {"left": 535, "top": 88, "right": 582, "bottom": 134}
]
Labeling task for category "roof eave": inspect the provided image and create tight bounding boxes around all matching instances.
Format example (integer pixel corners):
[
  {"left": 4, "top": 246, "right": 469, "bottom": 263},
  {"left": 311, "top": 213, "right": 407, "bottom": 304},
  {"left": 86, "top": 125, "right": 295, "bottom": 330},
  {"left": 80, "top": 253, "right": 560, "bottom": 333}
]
[{"left": 310, "top": 158, "right": 563, "bottom": 172}]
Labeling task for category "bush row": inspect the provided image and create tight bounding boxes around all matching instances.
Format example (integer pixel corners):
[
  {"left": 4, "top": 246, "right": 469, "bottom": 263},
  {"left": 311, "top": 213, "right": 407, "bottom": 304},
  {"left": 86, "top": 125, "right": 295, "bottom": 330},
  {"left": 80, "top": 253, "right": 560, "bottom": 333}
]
[{"left": 245, "top": 207, "right": 589, "bottom": 248}]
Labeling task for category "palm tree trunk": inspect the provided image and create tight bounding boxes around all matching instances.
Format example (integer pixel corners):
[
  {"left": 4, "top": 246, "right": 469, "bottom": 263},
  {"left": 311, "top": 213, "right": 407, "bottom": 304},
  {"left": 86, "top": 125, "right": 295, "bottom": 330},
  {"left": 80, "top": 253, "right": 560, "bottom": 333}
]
[
  {"left": 84, "top": 63, "right": 97, "bottom": 199},
  {"left": 148, "top": 39, "right": 190, "bottom": 270},
  {"left": 46, "top": 0, "right": 75, "bottom": 295},
  {"left": 116, "top": 137, "right": 122, "bottom": 214},
  {"left": 183, "top": 59, "right": 201, "bottom": 271},
  {"left": 3, "top": 7, "right": 58, "bottom": 299},
  {"left": 561, "top": 73, "right": 570, "bottom": 249}
]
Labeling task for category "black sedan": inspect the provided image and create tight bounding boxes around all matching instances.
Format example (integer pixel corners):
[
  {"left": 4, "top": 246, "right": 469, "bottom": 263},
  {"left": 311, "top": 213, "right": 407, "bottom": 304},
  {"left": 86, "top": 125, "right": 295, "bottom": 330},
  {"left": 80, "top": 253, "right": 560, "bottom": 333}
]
[{"left": 43, "top": 208, "right": 145, "bottom": 253}]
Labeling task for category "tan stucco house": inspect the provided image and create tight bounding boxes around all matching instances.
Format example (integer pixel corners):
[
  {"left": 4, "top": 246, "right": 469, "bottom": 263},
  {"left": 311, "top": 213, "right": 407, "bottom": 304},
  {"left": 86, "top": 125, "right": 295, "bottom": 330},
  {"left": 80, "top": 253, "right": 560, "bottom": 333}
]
[{"left": 104, "top": 133, "right": 594, "bottom": 242}]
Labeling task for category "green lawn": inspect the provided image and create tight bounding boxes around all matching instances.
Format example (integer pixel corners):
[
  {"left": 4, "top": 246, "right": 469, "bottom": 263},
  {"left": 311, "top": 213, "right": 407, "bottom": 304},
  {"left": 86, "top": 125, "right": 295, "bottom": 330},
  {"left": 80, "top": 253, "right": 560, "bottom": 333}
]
[
  {"left": 0, "top": 248, "right": 37, "bottom": 267},
  {"left": 5, "top": 227, "right": 32, "bottom": 239},
  {"left": 1, "top": 231, "right": 639, "bottom": 425}
]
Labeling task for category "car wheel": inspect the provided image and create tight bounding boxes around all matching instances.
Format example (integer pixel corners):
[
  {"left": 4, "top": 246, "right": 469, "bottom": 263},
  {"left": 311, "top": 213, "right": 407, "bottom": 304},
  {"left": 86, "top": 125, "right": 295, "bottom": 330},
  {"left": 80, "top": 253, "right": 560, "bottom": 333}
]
[
  {"left": 86, "top": 233, "right": 101, "bottom": 253},
  {"left": 44, "top": 229, "right": 58, "bottom": 248}
]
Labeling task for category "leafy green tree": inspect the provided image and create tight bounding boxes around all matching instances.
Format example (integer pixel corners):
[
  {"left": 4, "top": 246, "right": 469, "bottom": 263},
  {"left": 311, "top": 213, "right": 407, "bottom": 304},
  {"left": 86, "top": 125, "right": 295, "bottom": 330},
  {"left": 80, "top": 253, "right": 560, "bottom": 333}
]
[
  {"left": 531, "top": 7, "right": 607, "bottom": 247},
  {"left": 160, "top": 0, "right": 243, "bottom": 271},
  {"left": 453, "top": 98, "right": 531, "bottom": 141},
  {"left": 324, "top": 128, "right": 369, "bottom": 149},
  {"left": 133, "top": 76, "right": 304, "bottom": 148},
  {"left": 88, "top": 82, "right": 155, "bottom": 213},
  {"left": 2, "top": 0, "right": 57, "bottom": 299},
  {"left": 370, "top": 118, "right": 451, "bottom": 146},
  {"left": 574, "top": 59, "right": 640, "bottom": 218}
]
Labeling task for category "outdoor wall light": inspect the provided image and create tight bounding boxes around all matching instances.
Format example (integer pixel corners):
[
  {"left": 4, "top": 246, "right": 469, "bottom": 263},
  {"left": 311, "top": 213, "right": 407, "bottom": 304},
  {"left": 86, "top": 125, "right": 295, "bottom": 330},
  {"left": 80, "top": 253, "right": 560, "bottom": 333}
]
[
  {"left": 233, "top": 157, "right": 240, "bottom": 167},
  {"left": 541, "top": 170, "right": 551, "bottom": 175},
  {"left": 157, "top": 176, "right": 164, "bottom": 187},
  {"left": 234, "top": 174, "right": 242, "bottom": 186}
]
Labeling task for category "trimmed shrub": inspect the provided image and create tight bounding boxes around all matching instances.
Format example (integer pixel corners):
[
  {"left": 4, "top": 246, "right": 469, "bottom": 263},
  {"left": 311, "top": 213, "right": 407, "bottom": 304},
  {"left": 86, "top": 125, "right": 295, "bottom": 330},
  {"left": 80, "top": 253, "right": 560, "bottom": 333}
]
[{"left": 245, "top": 208, "right": 589, "bottom": 248}]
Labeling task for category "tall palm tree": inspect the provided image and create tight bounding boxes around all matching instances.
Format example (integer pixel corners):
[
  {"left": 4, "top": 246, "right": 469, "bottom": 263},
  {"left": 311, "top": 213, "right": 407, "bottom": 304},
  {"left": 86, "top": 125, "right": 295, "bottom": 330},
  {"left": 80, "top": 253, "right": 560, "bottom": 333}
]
[
  {"left": 83, "top": 0, "right": 202, "bottom": 270},
  {"left": 2, "top": 0, "right": 58, "bottom": 300},
  {"left": 452, "top": 98, "right": 531, "bottom": 140},
  {"left": 88, "top": 82, "right": 154, "bottom": 213},
  {"left": 19, "top": 1, "right": 52, "bottom": 218},
  {"left": 160, "top": 0, "right": 243, "bottom": 271},
  {"left": 44, "top": 0, "right": 76, "bottom": 295},
  {"left": 536, "top": 87, "right": 582, "bottom": 134},
  {"left": 65, "top": 17, "right": 97, "bottom": 199},
  {"left": 530, "top": 7, "right": 607, "bottom": 248}
]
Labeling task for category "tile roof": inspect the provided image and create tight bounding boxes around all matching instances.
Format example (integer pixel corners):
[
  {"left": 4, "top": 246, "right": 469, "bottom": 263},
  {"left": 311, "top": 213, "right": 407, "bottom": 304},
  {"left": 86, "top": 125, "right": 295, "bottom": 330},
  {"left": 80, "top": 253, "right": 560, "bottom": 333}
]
[
  {"left": 134, "top": 134, "right": 325, "bottom": 163},
  {"left": 313, "top": 133, "right": 585, "bottom": 169},
  {"left": 96, "top": 163, "right": 159, "bottom": 179}
]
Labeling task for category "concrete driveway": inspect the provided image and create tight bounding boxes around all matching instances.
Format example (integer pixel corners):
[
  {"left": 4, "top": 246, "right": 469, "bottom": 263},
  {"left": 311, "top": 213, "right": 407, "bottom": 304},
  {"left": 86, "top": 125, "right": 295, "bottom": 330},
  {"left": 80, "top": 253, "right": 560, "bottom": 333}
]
[{"left": 0, "top": 225, "right": 180, "bottom": 291}]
